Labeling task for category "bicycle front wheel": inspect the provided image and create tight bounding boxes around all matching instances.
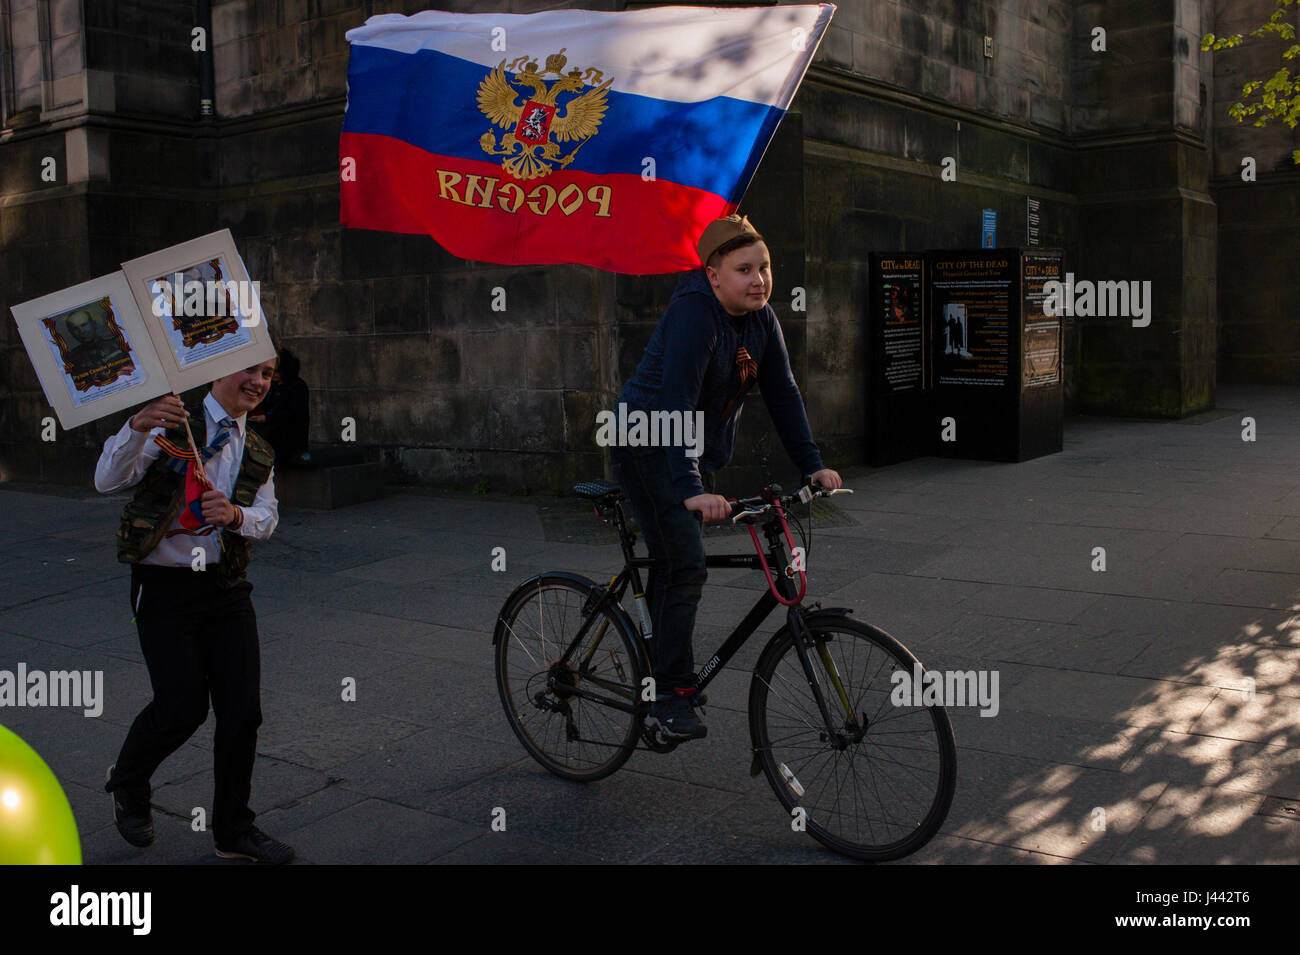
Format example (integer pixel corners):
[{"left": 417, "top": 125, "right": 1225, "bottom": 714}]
[
  {"left": 495, "top": 574, "right": 645, "bottom": 782},
  {"left": 749, "top": 616, "right": 957, "bottom": 861}
]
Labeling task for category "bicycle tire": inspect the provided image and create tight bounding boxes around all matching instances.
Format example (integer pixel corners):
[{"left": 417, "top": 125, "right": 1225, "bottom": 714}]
[
  {"left": 749, "top": 615, "right": 957, "bottom": 861},
  {"left": 495, "top": 574, "right": 645, "bottom": 782}
]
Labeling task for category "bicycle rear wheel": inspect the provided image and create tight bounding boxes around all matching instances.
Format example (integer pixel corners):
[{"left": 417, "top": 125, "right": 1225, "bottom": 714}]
[
  {"left": 749, "top": 615, "right": 956, "bottom": 861},
  {"left": 495, "top": 574, "right": 644, "bottom": 782}
]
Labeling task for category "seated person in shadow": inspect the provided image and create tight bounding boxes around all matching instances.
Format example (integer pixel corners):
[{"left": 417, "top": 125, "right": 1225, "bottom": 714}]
[{"left": 249, "top": 347, "right": 310, "bottom": 466}]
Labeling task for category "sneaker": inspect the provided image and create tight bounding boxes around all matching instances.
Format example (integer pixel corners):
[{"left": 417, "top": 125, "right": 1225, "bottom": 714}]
[
  {"left": 105, "top": 764, "right": 153, "bottom": 848},
  {"left": 646, "top": 693, "right": 707, "bottom": 741},
  {"left": 215, "top": 827, "right": 295, "bottom": 864}
]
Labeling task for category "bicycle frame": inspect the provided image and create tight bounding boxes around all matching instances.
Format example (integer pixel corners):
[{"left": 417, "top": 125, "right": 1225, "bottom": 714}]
[{"left": 550, "top": 493, "right": 859, "bottom": 736}]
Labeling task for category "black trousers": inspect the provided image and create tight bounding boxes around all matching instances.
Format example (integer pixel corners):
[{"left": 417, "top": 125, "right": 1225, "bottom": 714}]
[
  {"left": 105, "top": 564, "right": 263, "bottom": 842},
  {"left": 610, "top": 447, "right": 715, "bottom": 691}
]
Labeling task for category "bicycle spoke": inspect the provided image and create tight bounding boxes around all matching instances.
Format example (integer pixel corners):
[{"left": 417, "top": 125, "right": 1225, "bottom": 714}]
[
  {"left": 752, "top": 620, "right": 955, "bottom": 861},
  {"left": 496, "top": 579, "right": 642, "bottom": 780}
]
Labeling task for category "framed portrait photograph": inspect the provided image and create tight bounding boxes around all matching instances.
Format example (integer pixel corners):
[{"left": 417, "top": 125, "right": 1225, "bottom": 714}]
[
  {"left": 120, "top": 229, "right": 276, "bottom": 393},
  {"left": 10, "top": 271, "right": 171, "bottom": 429}
]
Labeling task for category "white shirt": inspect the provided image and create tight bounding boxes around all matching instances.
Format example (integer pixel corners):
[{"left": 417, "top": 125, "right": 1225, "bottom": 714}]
[{"left": 94, "top": 392, "right": 279, "bottom": 567}]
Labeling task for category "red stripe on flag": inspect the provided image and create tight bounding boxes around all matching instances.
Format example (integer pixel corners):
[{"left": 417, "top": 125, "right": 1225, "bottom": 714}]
[
  {"left": 178, "top": 460, "right": 212, "bottom": 533},
  {"left": 339, "top": 132, "right": 735, "bottom": 274}
]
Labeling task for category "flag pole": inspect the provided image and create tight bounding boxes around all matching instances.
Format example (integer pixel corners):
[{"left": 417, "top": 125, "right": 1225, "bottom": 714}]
[
  {"left": 175, "top": 394, "right": 221, "bottom": 547},
  {"left": 176, "top": 395, "right": 210, "bottom": 487}
]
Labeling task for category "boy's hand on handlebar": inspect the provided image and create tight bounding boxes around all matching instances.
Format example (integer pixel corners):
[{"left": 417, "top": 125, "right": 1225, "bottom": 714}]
[
  {"left": 809, "top": 468, "right": 843, "bottom": 491},
  {"left": 684, "top": 493, "right": 732, "bottom": 523}
]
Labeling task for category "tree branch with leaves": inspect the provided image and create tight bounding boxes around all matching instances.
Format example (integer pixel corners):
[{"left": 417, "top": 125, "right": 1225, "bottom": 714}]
[{"left": 1202, "top": 0, "right": 1300, "bottom": 165}]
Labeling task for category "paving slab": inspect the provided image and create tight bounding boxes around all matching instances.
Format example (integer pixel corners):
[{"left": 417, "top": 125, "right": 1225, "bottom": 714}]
[
  {"left": 430, "top": 831, "right": 604, "bottom": 864},
  {"left": 1111, "top": 787, "right": 1300, "bottom": 865},
  {"left": 1000, "top": 665, "right": 1221, "bottom": 731},
  {"left": 940, "top": 749, "right": 1164, "bottom": 862},
  {"left": 429, "top": 764, "right": 744, "bottom": 864},
  {"left": 283, "top": 798, "right": 481, "bottom": 865},
  {"left": 1120, "top": 730, "right": 1300, "bottom": 803}
]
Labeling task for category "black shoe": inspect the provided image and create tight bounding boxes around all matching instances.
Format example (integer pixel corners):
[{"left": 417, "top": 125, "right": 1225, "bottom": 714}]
[
  {"left": 215, "top": 827, "right": 295, "bottom": 864},
  {"left": 105, "top": 764, "right": 153, "bottom": 848},
  {"left": 646, "top": 694, "right": 707, "bottom": 741}
]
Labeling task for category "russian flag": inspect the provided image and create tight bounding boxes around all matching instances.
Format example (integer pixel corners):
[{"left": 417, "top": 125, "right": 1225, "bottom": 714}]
[
  {"left": 340, "top": 5, "right": 835, "bottom": 274},
  {"left": 177, "top": 461, "right": 212, "bottom": 534}
]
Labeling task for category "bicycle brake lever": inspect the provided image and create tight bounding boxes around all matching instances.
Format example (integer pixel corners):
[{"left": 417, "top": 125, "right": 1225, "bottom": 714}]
[
  {"left": 730, "top": 503, "right": 771, "bottom": 525},
  {"left": 798, "top": 485, "right": 853, "bottom": 503}
]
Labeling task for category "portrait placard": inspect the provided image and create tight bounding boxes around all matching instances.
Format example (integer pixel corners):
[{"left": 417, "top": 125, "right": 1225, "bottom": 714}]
[
  {"left": 10, "top": 272, "right": 171, "bottom": 429},
  {"left": 120, "top": 229, "right": 275, "bottom": 393}
]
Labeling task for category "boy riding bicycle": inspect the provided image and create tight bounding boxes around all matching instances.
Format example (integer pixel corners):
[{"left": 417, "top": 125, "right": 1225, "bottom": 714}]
[{"left": 610, "top": 214, "right": 842, "bottom": 742}]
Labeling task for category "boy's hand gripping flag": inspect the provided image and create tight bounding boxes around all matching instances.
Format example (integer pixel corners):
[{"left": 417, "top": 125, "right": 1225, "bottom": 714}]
[
  {"left": 340, "top": 5, "right": 835, "bottom": 274},
  {"left": 154, "top": 413, "right": 235, "bottom": 538}
]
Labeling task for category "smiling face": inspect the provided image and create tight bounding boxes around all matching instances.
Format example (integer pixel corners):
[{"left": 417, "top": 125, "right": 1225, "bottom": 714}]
[
  {"left": 707, "top": 240, "right": 772, "bottom": 317},
  {"left": 211, "top": 358, "right": 277, "bottom": 418}
]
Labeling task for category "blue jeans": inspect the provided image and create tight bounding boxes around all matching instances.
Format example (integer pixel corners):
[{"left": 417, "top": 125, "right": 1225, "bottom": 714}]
[{"left": 610, "top": 447, "right": 712, "bottom": 691}]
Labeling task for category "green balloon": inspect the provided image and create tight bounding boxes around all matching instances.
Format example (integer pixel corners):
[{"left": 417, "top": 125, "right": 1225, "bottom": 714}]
[{"left": 0, "top": 723, "right": 82, "bottom": 865}]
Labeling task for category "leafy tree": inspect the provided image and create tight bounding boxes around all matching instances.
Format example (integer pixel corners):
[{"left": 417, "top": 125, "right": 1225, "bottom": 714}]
[{"left": 1202, "top": 0, "right": 1300, "bottom": 164}]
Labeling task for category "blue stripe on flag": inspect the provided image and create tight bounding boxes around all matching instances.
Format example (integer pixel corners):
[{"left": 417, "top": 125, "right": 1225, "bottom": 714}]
[{"left": 343, "top": 44, "right": 783, "bottom": 203}]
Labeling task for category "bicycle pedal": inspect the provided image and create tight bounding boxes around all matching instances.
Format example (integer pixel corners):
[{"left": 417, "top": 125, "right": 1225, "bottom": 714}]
[{"left": 641, "top": 723, "right": 680, "bottom": 753}]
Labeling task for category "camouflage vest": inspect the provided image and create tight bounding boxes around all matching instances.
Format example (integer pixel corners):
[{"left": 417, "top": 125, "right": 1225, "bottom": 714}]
[{"left": 116, "top": 403, "right": 275, "bottom": 587}]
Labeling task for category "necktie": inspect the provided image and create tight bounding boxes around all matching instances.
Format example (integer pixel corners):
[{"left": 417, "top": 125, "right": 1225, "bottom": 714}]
[{"left": 202, "top": 417, "right": 237, "bottom": 464}]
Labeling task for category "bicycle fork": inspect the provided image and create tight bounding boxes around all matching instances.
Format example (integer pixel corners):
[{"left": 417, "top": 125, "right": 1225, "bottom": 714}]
[{"left": 788, "top": 611, "right": 860, "bottom": 745}]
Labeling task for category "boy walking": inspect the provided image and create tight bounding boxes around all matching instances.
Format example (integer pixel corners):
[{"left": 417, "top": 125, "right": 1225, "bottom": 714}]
[{"left": 95, "top": 358, "right": 293, "bottom": 863}]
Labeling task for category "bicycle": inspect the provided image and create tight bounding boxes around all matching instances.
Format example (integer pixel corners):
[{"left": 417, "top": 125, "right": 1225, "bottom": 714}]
[{"left": 492, "top": 479, "right": 957, "bottom": 862}]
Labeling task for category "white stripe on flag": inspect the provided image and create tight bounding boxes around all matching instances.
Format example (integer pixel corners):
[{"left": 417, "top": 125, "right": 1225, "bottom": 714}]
[{"left": 345, "top": 4, "right": 836, "bottom": 107}]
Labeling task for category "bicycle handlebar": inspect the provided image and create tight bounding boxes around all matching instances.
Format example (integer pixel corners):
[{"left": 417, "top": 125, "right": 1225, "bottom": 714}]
[{"left": 727, "top": 482, "right": 853, "bottom": 524}]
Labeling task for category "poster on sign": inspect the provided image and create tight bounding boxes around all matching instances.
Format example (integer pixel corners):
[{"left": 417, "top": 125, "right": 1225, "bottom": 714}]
[
  {"left": 9, "top": 272, "right": 170, "bottom": 430},
  {"left": 10, "top": 230, "right": 276, "bottom": 429},
  {"left": 120, "top": 229, "right": 276, "bottom": 393}
]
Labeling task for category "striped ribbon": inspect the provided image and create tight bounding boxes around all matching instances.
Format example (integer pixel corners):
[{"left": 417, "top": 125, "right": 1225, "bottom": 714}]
[
  {"left": 720, "top": 346, "right": 758, "bottom": 420},
  {"left": 154, "top": 417, "right": 236, "bottom": 476}
]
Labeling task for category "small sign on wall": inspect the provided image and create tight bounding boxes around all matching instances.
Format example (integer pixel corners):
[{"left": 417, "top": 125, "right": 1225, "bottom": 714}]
[{"left": 981, "top": 209, "right": 997, "bottom": 249}]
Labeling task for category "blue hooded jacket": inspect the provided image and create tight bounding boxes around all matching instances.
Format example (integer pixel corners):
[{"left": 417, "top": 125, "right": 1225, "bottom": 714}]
[{"left": 616, "top": 270, "right": 825, "bottom": 502}]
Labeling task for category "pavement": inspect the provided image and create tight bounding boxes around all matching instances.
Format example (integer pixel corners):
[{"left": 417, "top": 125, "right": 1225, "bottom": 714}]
[{"left": 1, "top": 384, "right": 1297, "bottom": 865}]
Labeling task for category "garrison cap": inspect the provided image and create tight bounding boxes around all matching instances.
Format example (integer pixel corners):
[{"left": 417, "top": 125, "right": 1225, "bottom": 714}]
[{"left": 697, "top": 214, "right": 759, "bottom": 266}]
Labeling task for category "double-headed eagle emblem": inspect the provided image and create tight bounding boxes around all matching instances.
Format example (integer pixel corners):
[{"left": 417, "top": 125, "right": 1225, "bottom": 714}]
[{"left": 477, "top": 48, "right": 613, "bottom": 181}]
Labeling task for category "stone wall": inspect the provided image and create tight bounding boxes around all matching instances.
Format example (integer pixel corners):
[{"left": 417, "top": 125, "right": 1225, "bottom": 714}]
[
  {"left": 1068, "top": 0, "right": 1218, "bottom": 417},
  {"left": 0, "top": 0, "right": 203, "bottom": 483},
  {"left": 806, "top": 0, "right": 1079, "bottom": 428},
  {"left": 1208, "top": 0, "right": 1300, "bottom": 384},
  {"left": 0, "top": 0, "right": 1290, "bottom": 492},
  {"left": 820, "top": 0, "right": 1073, "bottom": 131}
]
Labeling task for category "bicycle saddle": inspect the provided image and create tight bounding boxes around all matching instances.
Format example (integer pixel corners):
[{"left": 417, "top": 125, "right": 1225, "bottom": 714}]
[{"left": 572, "top": 480, "right": 623, "bottom": 503}]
